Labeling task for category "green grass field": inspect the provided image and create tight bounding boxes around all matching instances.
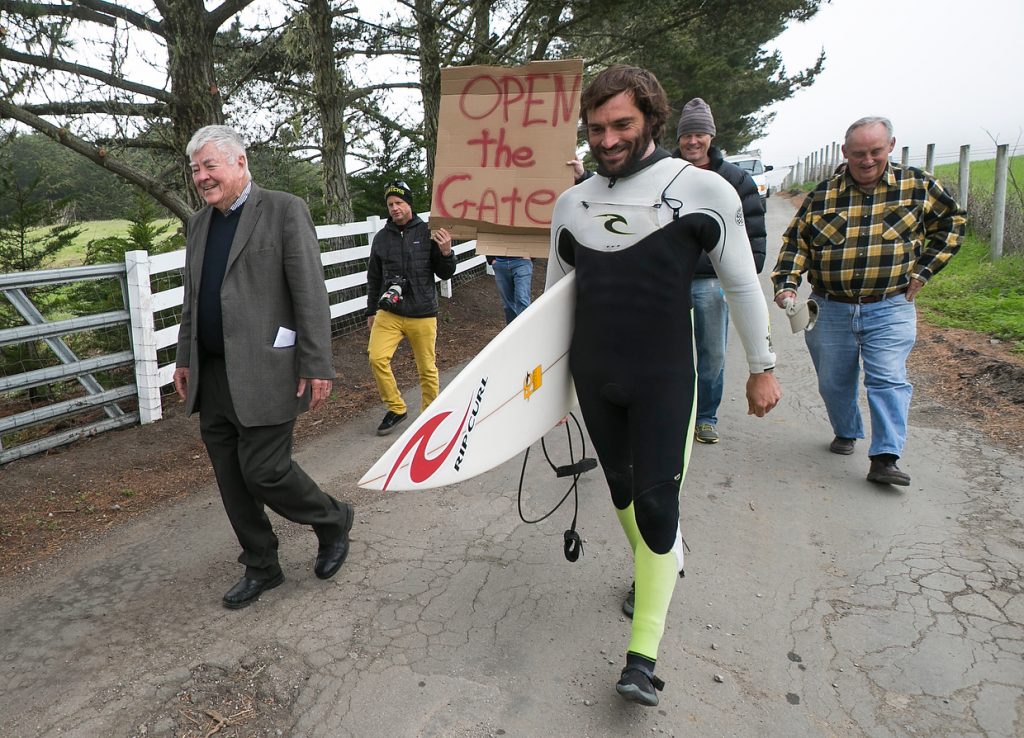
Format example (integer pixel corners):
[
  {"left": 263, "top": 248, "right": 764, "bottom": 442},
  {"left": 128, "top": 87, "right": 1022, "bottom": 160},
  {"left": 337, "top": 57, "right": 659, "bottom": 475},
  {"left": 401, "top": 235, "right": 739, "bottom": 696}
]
[
  {"left": 935, "top": 154, "right": 1024, "bottom": 198},
  {"left": 39, "top": 218, "right": 178, "bottom": 267}
]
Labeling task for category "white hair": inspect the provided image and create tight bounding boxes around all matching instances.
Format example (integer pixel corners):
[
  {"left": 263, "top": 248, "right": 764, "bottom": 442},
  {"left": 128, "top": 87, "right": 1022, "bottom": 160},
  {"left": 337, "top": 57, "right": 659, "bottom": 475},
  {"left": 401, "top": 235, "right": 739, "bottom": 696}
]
[
  {"left": 845, "top": 116, "right": 894, "bottom": 142},
  {"left": 186, "top": 125, "right": 247, "bottom": 161}
]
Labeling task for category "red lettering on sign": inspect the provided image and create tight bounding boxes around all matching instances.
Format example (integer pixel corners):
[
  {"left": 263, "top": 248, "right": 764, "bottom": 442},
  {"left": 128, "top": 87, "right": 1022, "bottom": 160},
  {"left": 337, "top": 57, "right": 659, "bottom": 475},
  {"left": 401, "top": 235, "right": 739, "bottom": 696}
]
[
  {"left": 553, "top": 73, "right": 582, "bottom": 126},
  {"left": 500, "top": 188, "right": 523, "bottom": 227},
  {"left": 435, "top": 173, "right": 472, "bottom": 218},
  {"left": 439, "top": 63, "right": 580, "bottom": 230},
  {"left": 524, "top": 190, "right": 556, "bottom": 223},
  {"left": 466, "top": 128, "right": 535, "bottom": 168},
  {"left": 435, "top": 172, "right": 555, "bottom": 226},
  {"left": 499, "top": 76, "right": 525, "bottom": 123},
  {"left": 477, "top": 189, "right": 499, "bottom": 222},
  {"left": 522, "top": 74, "right": 550, "bottom": 127},
  {"left": 459, "top": 75, "right": 501, "bottom": 120},
  {"left": 458, "top": 72, "right": 580, "bottom": 128}
]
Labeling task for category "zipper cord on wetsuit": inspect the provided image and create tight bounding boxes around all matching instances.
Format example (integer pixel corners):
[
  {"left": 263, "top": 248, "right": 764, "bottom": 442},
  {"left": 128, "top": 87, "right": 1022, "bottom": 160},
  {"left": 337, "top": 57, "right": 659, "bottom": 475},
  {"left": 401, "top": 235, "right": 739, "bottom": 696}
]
[
  {"left": 661, "top": 165, "right": 688, "bottom": 220},
  {"left": 516, "top": 412, "right": 596, "bottom": 562}
]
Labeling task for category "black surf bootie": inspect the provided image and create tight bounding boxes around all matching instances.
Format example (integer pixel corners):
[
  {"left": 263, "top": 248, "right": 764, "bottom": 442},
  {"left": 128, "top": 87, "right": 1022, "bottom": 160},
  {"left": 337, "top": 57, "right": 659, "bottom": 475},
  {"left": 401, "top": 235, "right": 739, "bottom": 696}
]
[{"left": 616, "top": 660, "right": 664, "bottom": 707}]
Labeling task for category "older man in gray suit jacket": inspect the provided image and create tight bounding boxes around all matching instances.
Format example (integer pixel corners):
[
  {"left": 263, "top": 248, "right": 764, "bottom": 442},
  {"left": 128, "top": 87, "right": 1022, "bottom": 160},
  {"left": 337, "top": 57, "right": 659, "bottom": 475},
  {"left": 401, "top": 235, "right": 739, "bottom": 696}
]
[{"left": 174, "top": 125, "right": 353, "bottom": 609}]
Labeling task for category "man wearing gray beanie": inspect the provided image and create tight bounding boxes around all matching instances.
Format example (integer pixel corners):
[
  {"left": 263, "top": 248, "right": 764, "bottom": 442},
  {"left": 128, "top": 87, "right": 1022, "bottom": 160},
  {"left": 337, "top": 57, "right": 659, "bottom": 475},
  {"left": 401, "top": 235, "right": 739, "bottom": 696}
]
[
  {"left": 674, "top": 97, "right": 766, "bottom": 445},
  {"left": 676, "top": 97, "right": 717, "bottom": 140}
]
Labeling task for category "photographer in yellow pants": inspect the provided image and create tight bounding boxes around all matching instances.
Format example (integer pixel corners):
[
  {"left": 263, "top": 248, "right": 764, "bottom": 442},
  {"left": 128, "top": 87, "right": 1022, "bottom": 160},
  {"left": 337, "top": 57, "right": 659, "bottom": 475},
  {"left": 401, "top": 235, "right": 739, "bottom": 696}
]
[{"left": 366, "top": 181, "right": 457, "bottom": 435}]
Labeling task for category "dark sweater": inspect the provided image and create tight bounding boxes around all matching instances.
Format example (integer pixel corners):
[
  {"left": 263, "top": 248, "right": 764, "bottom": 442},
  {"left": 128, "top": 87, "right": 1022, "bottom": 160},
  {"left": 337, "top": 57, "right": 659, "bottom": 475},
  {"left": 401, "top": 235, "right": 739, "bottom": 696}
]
[{"left": 197, "top": 205, "right": 243, "bottom": 355}]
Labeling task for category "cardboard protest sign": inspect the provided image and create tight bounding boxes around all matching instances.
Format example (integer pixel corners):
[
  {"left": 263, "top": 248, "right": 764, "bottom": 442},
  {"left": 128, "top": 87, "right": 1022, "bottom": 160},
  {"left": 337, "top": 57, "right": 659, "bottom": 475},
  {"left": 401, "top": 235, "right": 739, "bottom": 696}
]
[{"left": 429, "top": 59, "right": 583, "bottom": 257}]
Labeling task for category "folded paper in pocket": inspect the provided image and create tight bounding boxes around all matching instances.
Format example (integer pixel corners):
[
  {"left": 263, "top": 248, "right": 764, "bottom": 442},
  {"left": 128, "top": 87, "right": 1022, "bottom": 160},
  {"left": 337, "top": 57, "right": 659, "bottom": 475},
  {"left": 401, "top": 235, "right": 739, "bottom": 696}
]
[{"left": 273, "top": 327, "right": 297, "bottom": 348}]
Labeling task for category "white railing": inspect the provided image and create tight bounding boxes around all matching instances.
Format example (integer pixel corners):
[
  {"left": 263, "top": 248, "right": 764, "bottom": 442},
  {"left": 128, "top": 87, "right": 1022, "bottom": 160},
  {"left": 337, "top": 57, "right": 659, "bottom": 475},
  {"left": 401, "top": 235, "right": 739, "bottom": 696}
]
[{"left": 124, "top": 212, "right": 484, "bottom": 425}]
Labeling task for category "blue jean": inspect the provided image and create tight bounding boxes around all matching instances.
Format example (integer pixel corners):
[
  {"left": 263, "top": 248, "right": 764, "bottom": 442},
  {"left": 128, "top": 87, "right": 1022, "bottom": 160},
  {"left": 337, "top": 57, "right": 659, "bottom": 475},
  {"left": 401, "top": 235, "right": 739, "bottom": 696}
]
[
  {"left": 492, "top": 257, "right": 533, "bottom": 324},
  {"left": 690, "top": 277, "right": 728, "bottom": 426},
  {"left": 804, "top": 291, "right": 917, "bottom": 457}
]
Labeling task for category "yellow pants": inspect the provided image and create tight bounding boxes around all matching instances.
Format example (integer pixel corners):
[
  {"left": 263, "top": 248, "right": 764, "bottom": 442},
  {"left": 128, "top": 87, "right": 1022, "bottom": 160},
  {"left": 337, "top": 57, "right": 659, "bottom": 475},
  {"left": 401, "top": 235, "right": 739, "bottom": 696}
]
[{"left": 367, "top": 310, "right": 439, "bottom": 415}]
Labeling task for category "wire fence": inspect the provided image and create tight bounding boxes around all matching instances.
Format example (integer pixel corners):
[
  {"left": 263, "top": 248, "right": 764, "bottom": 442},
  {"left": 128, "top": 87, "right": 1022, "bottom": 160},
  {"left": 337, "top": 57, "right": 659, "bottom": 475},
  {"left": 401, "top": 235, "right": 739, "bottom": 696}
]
[{"left": 779, "top": 142, "right": 1022, "bottom": 257}]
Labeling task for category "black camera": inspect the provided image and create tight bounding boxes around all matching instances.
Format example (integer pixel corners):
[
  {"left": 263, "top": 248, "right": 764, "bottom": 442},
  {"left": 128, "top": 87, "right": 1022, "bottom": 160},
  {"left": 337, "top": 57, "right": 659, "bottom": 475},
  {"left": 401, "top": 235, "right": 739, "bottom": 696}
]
[{"left": 379, "top": 276, "right": 407, "bottom": 308}]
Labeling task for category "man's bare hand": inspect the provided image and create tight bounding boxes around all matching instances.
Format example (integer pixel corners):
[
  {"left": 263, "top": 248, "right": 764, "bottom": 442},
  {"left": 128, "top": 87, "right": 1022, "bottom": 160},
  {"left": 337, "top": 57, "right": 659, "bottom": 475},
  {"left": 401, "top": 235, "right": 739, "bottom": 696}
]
[
  {"left": 173, "top": 366, "right": 189, "bottom": 401},
  {"left": 431, "top": 228, "right": 453, "bottom": 256},
  {"left": 905, "top": 277, "right": 925, "bottom": 302},
  {"left": 774, "top": 290, "right": 797, "bottom": 309},
  {"left": 298, "top": 377, "right": 333, "bottom": 411},
  {"left": 746, "top": 371, "right": 781, "bottom": 417}
]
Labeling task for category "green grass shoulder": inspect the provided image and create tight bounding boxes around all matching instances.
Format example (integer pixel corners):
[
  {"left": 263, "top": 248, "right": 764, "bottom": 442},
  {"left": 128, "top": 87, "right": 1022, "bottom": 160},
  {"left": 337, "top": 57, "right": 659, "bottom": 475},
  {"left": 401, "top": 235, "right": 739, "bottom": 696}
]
[{"left": 916, "top": 234, "right": 1024, "bottom": 352}]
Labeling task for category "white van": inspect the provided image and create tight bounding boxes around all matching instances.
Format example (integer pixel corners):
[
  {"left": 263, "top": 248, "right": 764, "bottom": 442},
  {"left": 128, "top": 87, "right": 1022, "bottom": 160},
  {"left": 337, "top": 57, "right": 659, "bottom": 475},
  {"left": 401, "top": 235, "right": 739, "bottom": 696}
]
[{"left": 724, "top": 152, "right": 773, "bottom": 208}]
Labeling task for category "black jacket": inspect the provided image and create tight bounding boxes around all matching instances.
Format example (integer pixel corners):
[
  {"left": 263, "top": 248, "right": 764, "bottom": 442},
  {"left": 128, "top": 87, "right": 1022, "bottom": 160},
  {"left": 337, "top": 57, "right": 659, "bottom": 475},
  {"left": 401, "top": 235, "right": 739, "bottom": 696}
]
[
  {"left": 366, "top": 215, "right": 458, "bottom": 318},
  {"left": 673, "top": 145, "right": 767, "bottom": 276}
]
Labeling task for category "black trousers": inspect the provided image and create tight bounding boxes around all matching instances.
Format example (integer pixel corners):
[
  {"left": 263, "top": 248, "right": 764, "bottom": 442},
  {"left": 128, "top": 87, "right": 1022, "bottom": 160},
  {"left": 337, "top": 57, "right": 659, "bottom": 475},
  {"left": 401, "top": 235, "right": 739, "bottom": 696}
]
[{"left": 198, "top": 355, "right": 349, "bottom": 579}]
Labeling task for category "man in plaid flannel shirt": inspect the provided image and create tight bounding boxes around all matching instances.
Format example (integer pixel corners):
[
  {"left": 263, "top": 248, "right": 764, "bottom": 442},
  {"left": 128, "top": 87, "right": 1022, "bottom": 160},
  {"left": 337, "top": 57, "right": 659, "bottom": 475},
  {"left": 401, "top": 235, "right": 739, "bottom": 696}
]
[{"left": 771, "top": 116, "right": 966, "bottom": 487}]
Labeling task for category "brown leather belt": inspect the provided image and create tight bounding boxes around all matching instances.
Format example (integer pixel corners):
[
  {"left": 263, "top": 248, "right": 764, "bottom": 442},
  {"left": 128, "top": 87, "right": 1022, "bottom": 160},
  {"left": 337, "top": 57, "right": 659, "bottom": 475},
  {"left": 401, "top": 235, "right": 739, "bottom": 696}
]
[{"left": 812, "top": 287, "right": 905, "bottom": 305}]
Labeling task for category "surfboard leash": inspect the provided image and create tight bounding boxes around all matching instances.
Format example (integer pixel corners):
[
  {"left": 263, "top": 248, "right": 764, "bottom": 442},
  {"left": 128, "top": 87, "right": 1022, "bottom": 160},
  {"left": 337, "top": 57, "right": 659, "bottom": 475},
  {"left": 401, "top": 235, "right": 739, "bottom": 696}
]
[{"left": 516, "top": 412, "right": 598, "bottom": 563}]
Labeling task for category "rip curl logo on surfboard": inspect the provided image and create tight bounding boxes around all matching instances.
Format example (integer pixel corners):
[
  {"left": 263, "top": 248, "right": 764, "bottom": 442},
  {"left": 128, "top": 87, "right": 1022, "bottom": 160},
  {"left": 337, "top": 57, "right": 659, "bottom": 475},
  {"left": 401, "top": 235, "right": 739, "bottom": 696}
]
[
  {"left": 381, "top": 377, "right": 488, "bottom": 491},
  {"left": 453, "top": 377, "right": 487, "bottom": 471}
]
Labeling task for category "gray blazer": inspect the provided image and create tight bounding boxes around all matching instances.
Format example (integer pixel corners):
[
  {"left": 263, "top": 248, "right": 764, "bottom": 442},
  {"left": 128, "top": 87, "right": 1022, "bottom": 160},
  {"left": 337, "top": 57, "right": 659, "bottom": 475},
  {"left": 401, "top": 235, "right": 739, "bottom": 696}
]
[{"left": 175, "top": 184, "right": 334, "bottom": 427}]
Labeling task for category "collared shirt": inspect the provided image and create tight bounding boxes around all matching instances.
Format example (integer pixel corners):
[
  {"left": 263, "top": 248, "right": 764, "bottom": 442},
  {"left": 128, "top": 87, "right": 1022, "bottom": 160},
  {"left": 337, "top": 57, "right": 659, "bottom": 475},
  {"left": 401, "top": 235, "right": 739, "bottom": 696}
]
[
  {"left": 228, "top": 180, "right": 252, "bottom": 212},
  {"left": 772, "top": 164, "right": 966, "bottom": 298}
]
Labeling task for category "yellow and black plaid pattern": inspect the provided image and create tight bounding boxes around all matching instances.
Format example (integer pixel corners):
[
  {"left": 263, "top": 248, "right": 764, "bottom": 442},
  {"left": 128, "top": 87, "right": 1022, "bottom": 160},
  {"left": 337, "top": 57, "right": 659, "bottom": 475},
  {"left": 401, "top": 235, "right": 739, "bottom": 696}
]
[{"left": 772, "top": 164, "right": 966, "bottom": 298}]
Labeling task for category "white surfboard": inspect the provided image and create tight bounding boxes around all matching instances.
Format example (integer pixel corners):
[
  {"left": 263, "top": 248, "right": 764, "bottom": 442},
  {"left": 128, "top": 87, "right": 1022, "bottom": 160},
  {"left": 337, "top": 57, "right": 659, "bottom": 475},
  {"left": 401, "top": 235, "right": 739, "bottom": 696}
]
[{"left": 358, "top": 271, "right": 577, "bottom": 491}]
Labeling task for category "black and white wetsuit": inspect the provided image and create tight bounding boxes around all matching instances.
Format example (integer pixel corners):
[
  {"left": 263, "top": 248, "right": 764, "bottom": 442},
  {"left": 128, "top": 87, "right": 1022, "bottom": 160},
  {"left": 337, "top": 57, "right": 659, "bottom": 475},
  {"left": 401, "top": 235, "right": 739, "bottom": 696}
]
[{"left": 545, "top": 148, "right": 775, "bottom": 664}]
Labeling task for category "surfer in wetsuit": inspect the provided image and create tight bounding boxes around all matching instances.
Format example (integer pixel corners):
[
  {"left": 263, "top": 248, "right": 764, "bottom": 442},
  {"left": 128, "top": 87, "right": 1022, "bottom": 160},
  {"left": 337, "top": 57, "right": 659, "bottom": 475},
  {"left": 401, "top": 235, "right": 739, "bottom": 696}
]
[{"left": 545, "top": 65, "right": 782, "bottom": 707}]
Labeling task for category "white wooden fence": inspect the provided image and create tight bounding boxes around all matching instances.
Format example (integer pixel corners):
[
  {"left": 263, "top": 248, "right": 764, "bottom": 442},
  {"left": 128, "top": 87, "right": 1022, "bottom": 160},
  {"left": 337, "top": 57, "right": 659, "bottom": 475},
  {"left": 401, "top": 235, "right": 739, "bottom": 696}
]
[
  {"left": 127, "top": 212, "right": 484, "bottom": 425},
  {"left": 2, "top": 212, "right": 485, "bottom": 462}
]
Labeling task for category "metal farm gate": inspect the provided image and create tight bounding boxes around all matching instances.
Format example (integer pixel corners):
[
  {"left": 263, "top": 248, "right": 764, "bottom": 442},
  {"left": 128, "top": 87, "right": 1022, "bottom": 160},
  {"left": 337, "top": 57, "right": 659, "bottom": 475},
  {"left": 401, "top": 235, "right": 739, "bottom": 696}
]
[{"left": 0, "top": 264, "right": 140, "bottom": 464}]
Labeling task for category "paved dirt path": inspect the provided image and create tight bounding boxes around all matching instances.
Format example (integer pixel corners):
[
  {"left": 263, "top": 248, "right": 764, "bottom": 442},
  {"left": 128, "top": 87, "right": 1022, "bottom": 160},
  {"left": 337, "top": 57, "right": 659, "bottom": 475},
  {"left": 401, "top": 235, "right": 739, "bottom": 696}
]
[{"left": 1, "top": 200, "right": 1021, "bottom": 738}]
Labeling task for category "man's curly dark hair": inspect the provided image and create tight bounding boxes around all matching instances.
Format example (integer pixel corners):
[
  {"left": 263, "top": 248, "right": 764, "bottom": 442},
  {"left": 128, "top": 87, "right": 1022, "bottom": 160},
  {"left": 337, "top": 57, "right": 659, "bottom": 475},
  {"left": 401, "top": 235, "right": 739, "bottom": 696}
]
[{"left": 580, "top": 65, "right": 671, "bottom": 141}]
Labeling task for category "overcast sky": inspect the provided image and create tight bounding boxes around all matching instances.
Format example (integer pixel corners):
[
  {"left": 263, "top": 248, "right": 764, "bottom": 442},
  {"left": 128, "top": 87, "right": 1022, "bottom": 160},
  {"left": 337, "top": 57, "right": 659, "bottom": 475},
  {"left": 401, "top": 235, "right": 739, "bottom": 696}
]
[{"left": 755, "top": 0, "right": 1023, "bottom": 171}]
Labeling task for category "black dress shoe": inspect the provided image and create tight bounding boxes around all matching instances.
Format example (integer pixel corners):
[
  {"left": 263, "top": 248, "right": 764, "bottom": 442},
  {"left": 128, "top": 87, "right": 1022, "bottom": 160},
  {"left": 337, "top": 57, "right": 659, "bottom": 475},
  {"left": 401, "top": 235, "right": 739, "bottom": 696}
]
[
  {"left": 315, "top": 504, "right": 355, "bottom": 580},
  {"left": 222, "top": 571, "right": 284, "bottom": 609},
  {"left": 867, "top": 459, "right": 911, "bottom": 486}
]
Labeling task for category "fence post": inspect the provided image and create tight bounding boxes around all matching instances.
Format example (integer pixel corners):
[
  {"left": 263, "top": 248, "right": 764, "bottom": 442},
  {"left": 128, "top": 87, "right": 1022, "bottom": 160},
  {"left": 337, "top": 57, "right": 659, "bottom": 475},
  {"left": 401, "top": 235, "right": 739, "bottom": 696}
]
[
  {"left": 925, "top": 143, "right": 935, "bottom": 173},
  {"left": 125, "top": 249, "right": 162, "bottom": 424},
  {"left": 795, "top": 160, "right": 803, "bottom": 185},
  {"left": 832, "top": 141, "right": 840, "bottom": 173},
  {"left": 991, "top": 144, "right": 1009, "bottom": 260},
  {"left": 900, "top": 146, "right": 909, "bottom": 168},
  {"left": 958, "top": 144, "right": 970, "bottom": 210}
]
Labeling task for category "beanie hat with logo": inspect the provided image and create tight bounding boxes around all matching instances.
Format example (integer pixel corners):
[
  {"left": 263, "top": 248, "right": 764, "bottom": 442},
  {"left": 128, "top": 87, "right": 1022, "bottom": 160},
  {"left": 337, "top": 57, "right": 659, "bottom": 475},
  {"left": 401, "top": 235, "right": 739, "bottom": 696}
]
[{"left": 384, "top": 181, "right": 414, "bottom": 208}]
